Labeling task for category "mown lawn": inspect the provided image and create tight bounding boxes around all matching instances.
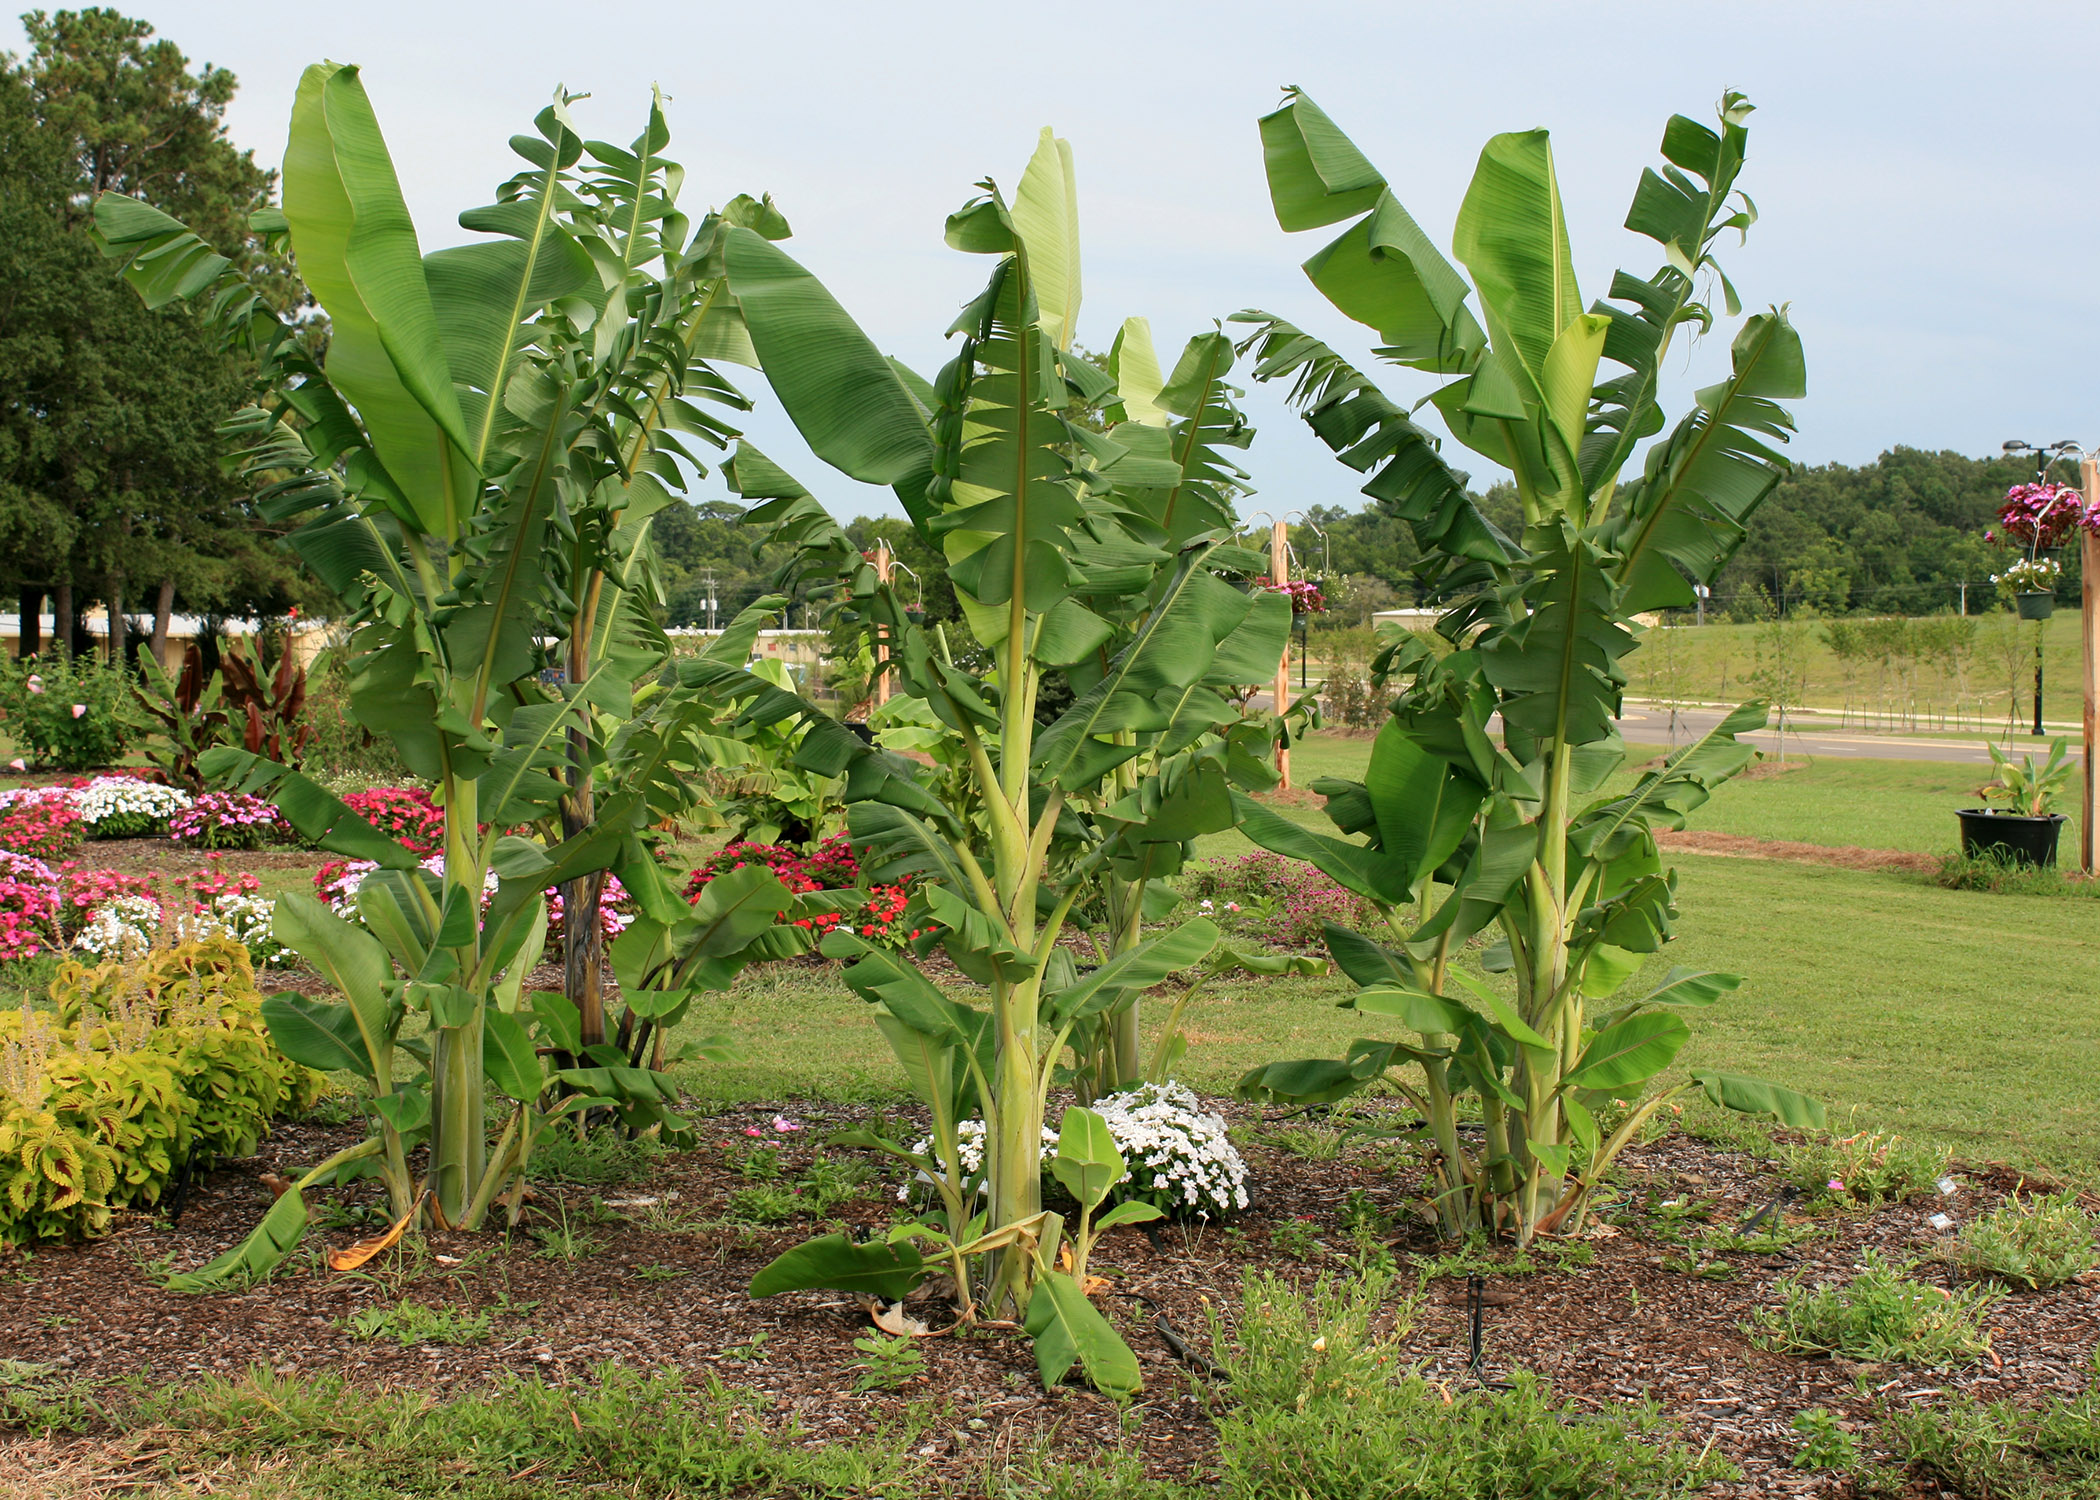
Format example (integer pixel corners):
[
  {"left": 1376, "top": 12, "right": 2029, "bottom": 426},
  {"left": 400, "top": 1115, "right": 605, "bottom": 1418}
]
[{"left": 682, "top": 734, "right": 2100, "bottom": 1181}]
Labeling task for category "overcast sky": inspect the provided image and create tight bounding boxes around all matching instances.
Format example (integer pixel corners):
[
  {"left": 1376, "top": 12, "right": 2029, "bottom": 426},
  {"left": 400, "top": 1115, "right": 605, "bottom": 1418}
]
[{"left": 16, "top": 1, "right": 2100, "bottom": 524}]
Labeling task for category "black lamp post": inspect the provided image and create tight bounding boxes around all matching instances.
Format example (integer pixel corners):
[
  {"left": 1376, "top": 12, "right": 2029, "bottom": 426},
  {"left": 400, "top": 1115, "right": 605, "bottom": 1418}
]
[{"left": 2001, "top": 440, "right": 2086, "bottom": 735}]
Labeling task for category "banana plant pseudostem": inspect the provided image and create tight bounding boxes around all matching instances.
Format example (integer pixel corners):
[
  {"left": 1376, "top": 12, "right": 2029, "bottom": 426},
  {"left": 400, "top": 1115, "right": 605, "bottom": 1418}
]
[{"left": 1232, "top": 89, "right": 1824, "bottom": 1244}]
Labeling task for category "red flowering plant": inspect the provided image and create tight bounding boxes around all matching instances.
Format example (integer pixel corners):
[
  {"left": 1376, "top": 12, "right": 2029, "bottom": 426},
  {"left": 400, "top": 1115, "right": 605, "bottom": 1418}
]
[
  {"left": 0, "top": 793, "right": 85, "bottom": 858},
  {"left": 339, "top": 786, "right": 445, "bottom": 855},
  {"left": 682, "top": 840, "right": 935, "bottom": 951},
  {"left": 0, "top": 875, "right": 59, "bottom": 960}
]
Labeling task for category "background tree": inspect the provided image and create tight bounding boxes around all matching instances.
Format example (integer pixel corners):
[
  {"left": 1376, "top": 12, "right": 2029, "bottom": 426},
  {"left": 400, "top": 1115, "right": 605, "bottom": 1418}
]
[{"left": 0, "top": 8, "right": 315, "bottom": 659}]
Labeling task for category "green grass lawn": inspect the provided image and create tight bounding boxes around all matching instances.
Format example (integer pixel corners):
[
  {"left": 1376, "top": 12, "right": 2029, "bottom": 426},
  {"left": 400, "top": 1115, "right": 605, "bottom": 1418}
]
[
  {"left": 681, "top": 734, "right": 2100, "bottom": 1181},
  {"left": 1215, "top": 730, "right": 2002, "bottom": 856}
]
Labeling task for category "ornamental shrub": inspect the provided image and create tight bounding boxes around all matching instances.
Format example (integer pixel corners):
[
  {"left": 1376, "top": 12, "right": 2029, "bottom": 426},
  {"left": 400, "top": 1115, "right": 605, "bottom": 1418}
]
[
  {"left": 169, "top": 791, "right": 289, "bottom": 850},
  {"left": 1, "top": 936, "right": 319, "bottom": 1245},
  {"left": 0, "top": 653, "right": 141, "bottom": 771}
]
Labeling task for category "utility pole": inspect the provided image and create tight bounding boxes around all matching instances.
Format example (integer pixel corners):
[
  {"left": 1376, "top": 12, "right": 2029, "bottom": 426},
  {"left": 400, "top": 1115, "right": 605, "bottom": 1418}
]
[
  {"left": 700, "top": 570, "right": 719, "bottom": 633},
  {"left": 872, "top": 543, "right": 893, "bottom": 707},
  {"left": 1271, "top": 520, "right": 1291, "bottom": 791}
]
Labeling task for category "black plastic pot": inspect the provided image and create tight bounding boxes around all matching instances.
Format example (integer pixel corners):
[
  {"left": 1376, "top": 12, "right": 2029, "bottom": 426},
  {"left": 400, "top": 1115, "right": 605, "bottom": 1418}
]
[
  {"left": 2017, "top": 591, "right": 2055, "bottom": 621},
  {"left": 1956, "top": 807, "right": 2065, "bottom": 867}
]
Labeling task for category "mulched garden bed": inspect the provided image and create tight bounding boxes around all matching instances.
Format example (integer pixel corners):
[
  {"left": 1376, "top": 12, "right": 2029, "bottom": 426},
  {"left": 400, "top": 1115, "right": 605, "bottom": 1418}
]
[{"left": 3, "top": 1095, "right": 2095, "bottom": 1496}]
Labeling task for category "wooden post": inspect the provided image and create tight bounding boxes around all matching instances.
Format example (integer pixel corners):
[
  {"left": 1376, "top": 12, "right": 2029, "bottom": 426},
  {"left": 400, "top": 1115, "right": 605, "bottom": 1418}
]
[
  {"left": 1271, "top": 520, "right": 1291, "bottom": 791},
  {"left": 872, "top": 543, "right": 893, "bottom": 708},
  {"left": 2082, "top": 458, "right": 2099, "bottom": 875}
]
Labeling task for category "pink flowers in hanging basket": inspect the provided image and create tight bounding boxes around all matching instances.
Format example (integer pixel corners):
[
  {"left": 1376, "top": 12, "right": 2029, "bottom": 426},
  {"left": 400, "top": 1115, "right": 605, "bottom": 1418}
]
[
  {"left": 1994, "top": 482, "right": 2098, "bottom": 550},
  {"left": 1264, "top": 578, "right": 1328, "bottom": 615}
]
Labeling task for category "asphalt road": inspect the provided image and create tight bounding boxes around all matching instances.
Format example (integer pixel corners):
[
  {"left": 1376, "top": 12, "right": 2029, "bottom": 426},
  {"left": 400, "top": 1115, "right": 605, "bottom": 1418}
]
[
  {"left": 1264, "top": 687, "right": 2065, "bottom": 766},
  {"left": 1621, "top": 705, "right": 2046, "bottom": 766}
]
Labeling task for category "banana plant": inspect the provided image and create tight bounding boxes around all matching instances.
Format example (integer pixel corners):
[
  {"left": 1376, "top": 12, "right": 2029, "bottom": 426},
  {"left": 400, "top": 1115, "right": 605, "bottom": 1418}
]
[
  {"left": 1229, "top": 90, "right": 1822, "bottom": 1243},
  {"left": 723, "top": 132, "right": 1290, "bottom": 1381},
  {"left": 94, "top": 65, "right": 807, "bottom": 1267}
]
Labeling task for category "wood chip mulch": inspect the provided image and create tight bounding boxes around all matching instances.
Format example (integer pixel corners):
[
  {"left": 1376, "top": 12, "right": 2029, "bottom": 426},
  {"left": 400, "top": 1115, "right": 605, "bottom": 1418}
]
[{"left": 1, "top": 1098, "right": 2095, "bottom": 1498}]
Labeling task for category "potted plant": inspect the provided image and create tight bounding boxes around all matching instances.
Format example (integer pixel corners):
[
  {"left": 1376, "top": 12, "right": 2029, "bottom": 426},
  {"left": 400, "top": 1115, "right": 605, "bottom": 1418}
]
[
  {"left": 1958, "top": 736, "right": 2075, "bottom": 867},
  {"left": 1986, "top": 480, "right": 2091, "bottom": 621},
  {"left": 1995, "top": 555, "right": 2061, "bottom": 621}
]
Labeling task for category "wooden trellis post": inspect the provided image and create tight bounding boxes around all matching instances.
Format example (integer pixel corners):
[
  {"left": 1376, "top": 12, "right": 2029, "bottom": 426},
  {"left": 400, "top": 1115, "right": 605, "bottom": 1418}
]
[
  {"left": 1271, "top": 520, "right": 1292, "bottom": 791},
  {"left": 872, "top": 542, "right": 893, "bottom": 708},
  {"left": 2083, "top": 458, "right": 2099, "bottom": 874}
]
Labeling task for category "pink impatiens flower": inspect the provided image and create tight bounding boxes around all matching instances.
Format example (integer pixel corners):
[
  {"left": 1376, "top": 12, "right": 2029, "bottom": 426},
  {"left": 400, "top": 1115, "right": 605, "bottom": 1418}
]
[
  {"left": 70, "top": 704, "right": 86, "bottom": 719},
  {"left": 1828, "top": 1177, "right": 1845, "bottom": 1192},
  {"left": 772, "top": 1115, "right": 803, "bottom": 1134},
  {"left": 25, "top": 676, "right": 42, "bottom": 694}
]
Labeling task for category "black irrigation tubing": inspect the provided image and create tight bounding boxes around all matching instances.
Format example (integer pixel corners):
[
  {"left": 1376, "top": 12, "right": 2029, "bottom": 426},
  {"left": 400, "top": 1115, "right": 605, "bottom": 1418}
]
[
  {"left": 1461, "top": 1273, "right": 1515, "bottom": 1392},
  {"left": 164, "top": 1140, "right": 203, "bottom": 1229},
  {"left": 1128, "top": 1291, "right": 1224, "bottom": 1379}
]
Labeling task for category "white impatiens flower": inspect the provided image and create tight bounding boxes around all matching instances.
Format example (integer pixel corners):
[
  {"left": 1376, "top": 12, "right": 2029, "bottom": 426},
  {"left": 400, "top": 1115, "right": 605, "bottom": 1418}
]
[
  {"left": 900, "top": 1082, "right": 1250, "bottom": 1220},
  {"left": 73, "top": 777, "right": 192, "bottom": 836},
  {"left": 1090, "top": 1081, "right": 1250, "bottom": 1219},
  {"left": 72, "top": 889, "right": 293, "bottom": 968},
  {"left": 74, "top": 894, "right": 175, "bottom": 961},
  {"left": 210, "top": 892, "right": 294, "bottom": 968}
]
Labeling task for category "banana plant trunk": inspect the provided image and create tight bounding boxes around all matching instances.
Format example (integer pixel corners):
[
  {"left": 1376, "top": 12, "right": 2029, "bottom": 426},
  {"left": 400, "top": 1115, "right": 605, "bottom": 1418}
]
[
  {"left": 564, "top": 606, "right": 606, "bottom": 1050},
  {"left": 431, "top": 779, "right": 488, "bottom": 1227}
]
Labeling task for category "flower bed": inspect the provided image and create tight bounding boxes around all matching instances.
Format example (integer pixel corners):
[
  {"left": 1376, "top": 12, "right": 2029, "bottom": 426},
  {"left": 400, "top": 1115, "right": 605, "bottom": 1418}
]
[
  {"left": 169, "top": 791, "right": 290, "bottom": 851},
  {"left": 1184, "top": 850, "right": 1376, "bottom": 952},
  {"left": 683, "top": 838, "right": 932, "bottom": 949},
  {"left": 0, "top": 853, "right": 290, "bottom": 969},
  {"left": 313, "top": 855, "right": 634, "bottom": 958}
]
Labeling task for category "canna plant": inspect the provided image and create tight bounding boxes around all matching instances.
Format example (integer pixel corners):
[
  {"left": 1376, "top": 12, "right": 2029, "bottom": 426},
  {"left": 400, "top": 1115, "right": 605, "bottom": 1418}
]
[
  {"left": 722, "top": 131, "right": 1294, "bottom": 1386},
  {"left": 95, "top": 65, "right": 829, "bottom": 1279},
  {"left": 1230, "top": 90, "right": 1822, "bottom": 1243}
]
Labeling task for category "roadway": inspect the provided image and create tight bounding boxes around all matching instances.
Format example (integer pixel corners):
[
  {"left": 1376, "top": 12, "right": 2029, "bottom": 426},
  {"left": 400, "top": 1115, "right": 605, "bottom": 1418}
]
[{"left": 1621, "top": 704, "right": 2061, "bottom": 767}]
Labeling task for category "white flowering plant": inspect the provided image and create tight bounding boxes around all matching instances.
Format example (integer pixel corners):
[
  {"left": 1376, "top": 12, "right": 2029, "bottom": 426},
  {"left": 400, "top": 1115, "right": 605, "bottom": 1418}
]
[
  {"left": 72, "top": 889, "right": 295, "bottom": 968},
  {"left": 1993, "top": 555, "right": 2062, "bottom": 596},
  {"left": 73, "top": 777, "right": 193, "bottom": 838},
  {"left": 902, "top": 1082, "right": 1249, "bottom": 1221}
]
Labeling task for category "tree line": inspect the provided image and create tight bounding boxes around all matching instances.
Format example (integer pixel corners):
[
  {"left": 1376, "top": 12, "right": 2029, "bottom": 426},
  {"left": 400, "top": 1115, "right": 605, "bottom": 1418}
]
[{"left": 2, "top": 11, "right": 2063, "bottom": 658}]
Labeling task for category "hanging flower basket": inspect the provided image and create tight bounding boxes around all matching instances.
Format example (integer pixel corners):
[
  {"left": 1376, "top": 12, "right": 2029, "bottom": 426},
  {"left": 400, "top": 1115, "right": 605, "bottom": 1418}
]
[{"left": 2017, "top": 591, "right": 2055, "bottom": 621}]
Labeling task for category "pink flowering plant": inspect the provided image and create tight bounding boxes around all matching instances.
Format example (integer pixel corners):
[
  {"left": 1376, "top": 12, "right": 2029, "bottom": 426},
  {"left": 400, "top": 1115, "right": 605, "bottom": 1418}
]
[
  {"left": 1264, "top": 577, "right": 1328, "bottom": 615},
  {"left": 1992, "top": 482, "right": 2097, "bottom": 552},
  {"left": 1184, "top": 850, "right": 1376, "bottom": 952},
  {"left": 0, "top": 793, "right": 85, "bottom": 859},
  {"left": 169, "top": 791, "right": 289, "bottom": 850}
]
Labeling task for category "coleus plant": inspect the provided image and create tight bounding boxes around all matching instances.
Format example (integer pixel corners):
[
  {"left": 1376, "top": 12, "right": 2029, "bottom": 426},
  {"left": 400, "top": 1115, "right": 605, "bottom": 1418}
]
[{"left": 1229, "top": 91, "right": 1823, "bottom": 1244}]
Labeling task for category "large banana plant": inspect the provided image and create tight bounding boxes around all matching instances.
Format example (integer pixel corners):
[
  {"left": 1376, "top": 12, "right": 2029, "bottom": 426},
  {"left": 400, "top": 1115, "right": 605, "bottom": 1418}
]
[
  {"left": 94, "top": 65, "right": 821, "bottom": 1267},
  {"left": 1230, "top": 90, "right": 1822, "bottom": 1243},
  {"left": 719, "top": 131, "right": 1292, "bottom": 1385}
]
